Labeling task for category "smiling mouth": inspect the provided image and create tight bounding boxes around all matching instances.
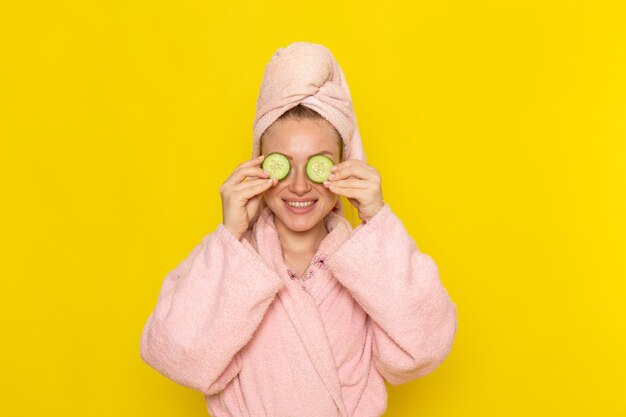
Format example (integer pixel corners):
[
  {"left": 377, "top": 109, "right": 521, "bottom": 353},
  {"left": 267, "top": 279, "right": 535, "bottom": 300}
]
[{"left": 284, "top": 200, "right": 318, "bottom": 208}]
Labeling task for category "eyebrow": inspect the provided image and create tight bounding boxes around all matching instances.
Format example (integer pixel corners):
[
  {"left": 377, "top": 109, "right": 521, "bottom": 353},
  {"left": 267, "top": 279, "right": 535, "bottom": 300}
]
[{"left": 278, "top": 151, "right": 335, "bottom": 160}]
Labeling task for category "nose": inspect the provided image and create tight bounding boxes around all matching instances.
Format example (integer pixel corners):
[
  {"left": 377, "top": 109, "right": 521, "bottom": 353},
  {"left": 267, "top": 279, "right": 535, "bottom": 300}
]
[{"left": 288, "top": 164, "right": 312, "bottom": 195}]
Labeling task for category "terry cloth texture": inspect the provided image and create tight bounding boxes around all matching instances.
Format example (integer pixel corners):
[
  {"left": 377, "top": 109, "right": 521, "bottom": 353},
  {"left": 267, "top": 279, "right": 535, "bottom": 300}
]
[
  {"left": 252, "top": 42, "right": 365, "bottom": 161},
  {"left": 140, "top": 202, "right": 458, "bottom": 417}
]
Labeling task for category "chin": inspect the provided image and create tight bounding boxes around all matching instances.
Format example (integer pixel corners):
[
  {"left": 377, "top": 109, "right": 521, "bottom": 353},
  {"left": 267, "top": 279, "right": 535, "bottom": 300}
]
[
  {"left": 283, "top": 222, "right": 317, "bottom": 233},
  {"left": 280, "top": 207, "right": 323, "bottom": 231}
]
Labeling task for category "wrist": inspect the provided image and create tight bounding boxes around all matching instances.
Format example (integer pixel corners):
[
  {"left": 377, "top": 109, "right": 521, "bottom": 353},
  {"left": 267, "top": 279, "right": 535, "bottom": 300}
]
[
  {"left": 223, "top": 224, "right": 243, "bottom": 241},
  {"left": 361, "top": 201, "right": 385, "bottom": 223}
]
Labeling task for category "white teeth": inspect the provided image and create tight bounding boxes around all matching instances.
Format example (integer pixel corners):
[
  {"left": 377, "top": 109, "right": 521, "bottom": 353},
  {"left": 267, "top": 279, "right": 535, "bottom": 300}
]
[{"left": 287, "top": 201, "right": 315, "bottom": 208}]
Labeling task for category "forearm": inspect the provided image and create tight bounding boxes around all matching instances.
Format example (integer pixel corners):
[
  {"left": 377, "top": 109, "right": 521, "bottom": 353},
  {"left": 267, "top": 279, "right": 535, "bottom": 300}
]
[
  {"left": 327, "top": 203, "right": 458, "bottom": 384},
  {"left": 140, "top": 224, "right": 285, "bottom": 394}
]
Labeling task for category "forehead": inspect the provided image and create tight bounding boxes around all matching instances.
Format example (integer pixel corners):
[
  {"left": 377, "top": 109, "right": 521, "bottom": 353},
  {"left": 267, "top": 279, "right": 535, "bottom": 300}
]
[{"left": 261, "top": 118, "right": 341, "bottom": 157}]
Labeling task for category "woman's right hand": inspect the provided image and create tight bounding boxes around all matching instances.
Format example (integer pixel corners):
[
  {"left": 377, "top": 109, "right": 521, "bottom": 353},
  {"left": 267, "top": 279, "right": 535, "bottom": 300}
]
[{"left": 220, "top": 155, "right": 276, "bottom": 240}]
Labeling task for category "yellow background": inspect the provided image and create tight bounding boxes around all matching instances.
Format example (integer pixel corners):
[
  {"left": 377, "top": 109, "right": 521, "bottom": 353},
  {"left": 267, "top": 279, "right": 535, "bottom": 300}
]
[{"left": 2, "top": 0, "right": 624, "bottom": 416}]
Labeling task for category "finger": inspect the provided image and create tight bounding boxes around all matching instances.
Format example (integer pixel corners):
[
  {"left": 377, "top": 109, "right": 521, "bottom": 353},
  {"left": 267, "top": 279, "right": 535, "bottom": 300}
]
[
  {"left": 329, "top": 163, "right": 377, "bottom": 182},
  {"left": 230, "top": 178, "right": 276, "bottom": 199},
  {"left": 230, "top": 155, "right": 265, "bottom": 175},
  {"left": 238, "top": 155, "right": 266, "bottom": 170},
  {"left": 241, "top": 166, "right": 271, "bottom": 182},
  {"left": 225, "top": 164, "right": 270, "bottom": 186},
  {"left": 323, "top": 178, "right": 369, "bottom": 189},
  {"left": 232, "top": 177, "right": 273, "bottom": 192},
  {"left": 326, "top": 183, "right": 361, "bottom": 199},
  {"left": 331, "top": 158, "right": 372, "bottom": 171}
]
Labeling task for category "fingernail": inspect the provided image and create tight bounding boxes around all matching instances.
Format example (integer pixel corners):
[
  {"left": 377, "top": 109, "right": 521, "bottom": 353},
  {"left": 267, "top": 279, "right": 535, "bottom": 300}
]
[{"left": 331, "top": 166, "right": 337, "bottom": 171}]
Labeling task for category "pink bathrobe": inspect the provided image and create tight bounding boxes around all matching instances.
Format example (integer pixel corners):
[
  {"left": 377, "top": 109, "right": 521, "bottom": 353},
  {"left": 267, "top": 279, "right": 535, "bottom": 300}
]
[{"left": 140, "top": 202, "right": 458, "bottom": 417}]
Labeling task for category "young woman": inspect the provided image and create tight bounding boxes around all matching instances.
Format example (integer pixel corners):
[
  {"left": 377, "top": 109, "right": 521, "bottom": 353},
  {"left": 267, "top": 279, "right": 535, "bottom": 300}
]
[{"left": 140, "top": 42, "right": 458, "bottom": 417}]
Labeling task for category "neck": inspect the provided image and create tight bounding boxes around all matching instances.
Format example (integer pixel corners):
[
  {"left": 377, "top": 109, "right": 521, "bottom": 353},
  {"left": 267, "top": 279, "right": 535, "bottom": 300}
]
[{"left": 275, "top": 217, "right": 329, "bottom": 255}]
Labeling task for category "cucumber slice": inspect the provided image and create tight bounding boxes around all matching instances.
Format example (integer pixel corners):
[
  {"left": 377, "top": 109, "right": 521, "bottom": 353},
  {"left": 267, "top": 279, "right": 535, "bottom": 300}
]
[
  {"left": 262, "top": 152, "right": 290, "bottom": 180},
  {"left": 306, "top": 154, "right": 334, "bottom": 183}
]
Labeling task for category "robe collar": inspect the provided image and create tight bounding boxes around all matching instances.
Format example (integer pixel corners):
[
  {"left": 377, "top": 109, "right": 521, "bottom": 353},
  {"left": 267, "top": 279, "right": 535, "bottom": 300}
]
[
  {"left": 252, "top": 206, "right": 353, "bottom": 281},
  {"left": 250, "top": 206, "right": 353, "bottom": 417}
]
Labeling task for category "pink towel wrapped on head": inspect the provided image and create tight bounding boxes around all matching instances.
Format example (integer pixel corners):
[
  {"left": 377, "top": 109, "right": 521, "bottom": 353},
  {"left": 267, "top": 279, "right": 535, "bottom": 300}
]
[
  {"left": 139, "top": 41, "right": 458, "bottom": 417},
  {"left": 252, "top": 41, "right": 366, "bottom": 162}
]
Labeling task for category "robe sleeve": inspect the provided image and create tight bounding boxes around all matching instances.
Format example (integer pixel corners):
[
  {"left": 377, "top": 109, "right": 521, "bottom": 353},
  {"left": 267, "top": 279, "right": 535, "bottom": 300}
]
[
  {"left": 139, "top": 224, "right": 285, "bottom": 395},
  {"left": 326, "top": 203, "right": 458, "bottom": 386}
]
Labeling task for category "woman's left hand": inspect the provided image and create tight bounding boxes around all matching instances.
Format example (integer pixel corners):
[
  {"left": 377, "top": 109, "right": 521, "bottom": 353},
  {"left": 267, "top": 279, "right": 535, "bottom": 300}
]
[{"left": 323, "top": 158, "right": 385, "bottom": 222}]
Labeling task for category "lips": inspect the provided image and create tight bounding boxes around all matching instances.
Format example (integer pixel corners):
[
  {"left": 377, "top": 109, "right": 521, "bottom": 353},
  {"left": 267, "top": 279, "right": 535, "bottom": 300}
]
[
  {"left": 284, "top": 199, "right": 318, "bottom": 214},
  {"left": 285, "top": 200, "right": 316, "bottom": 207}
]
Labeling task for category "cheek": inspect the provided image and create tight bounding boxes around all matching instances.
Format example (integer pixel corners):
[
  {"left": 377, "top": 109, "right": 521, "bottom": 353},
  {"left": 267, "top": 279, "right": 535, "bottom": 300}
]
[
  {"left": 263, "top": 183, "right": 281, "bottom": 201},
  {"left": 263, "top": 187, "right": 275, "bottom": 200},
  {"left": 317, "top": 185, "right": 336, "bottom": 200}
]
